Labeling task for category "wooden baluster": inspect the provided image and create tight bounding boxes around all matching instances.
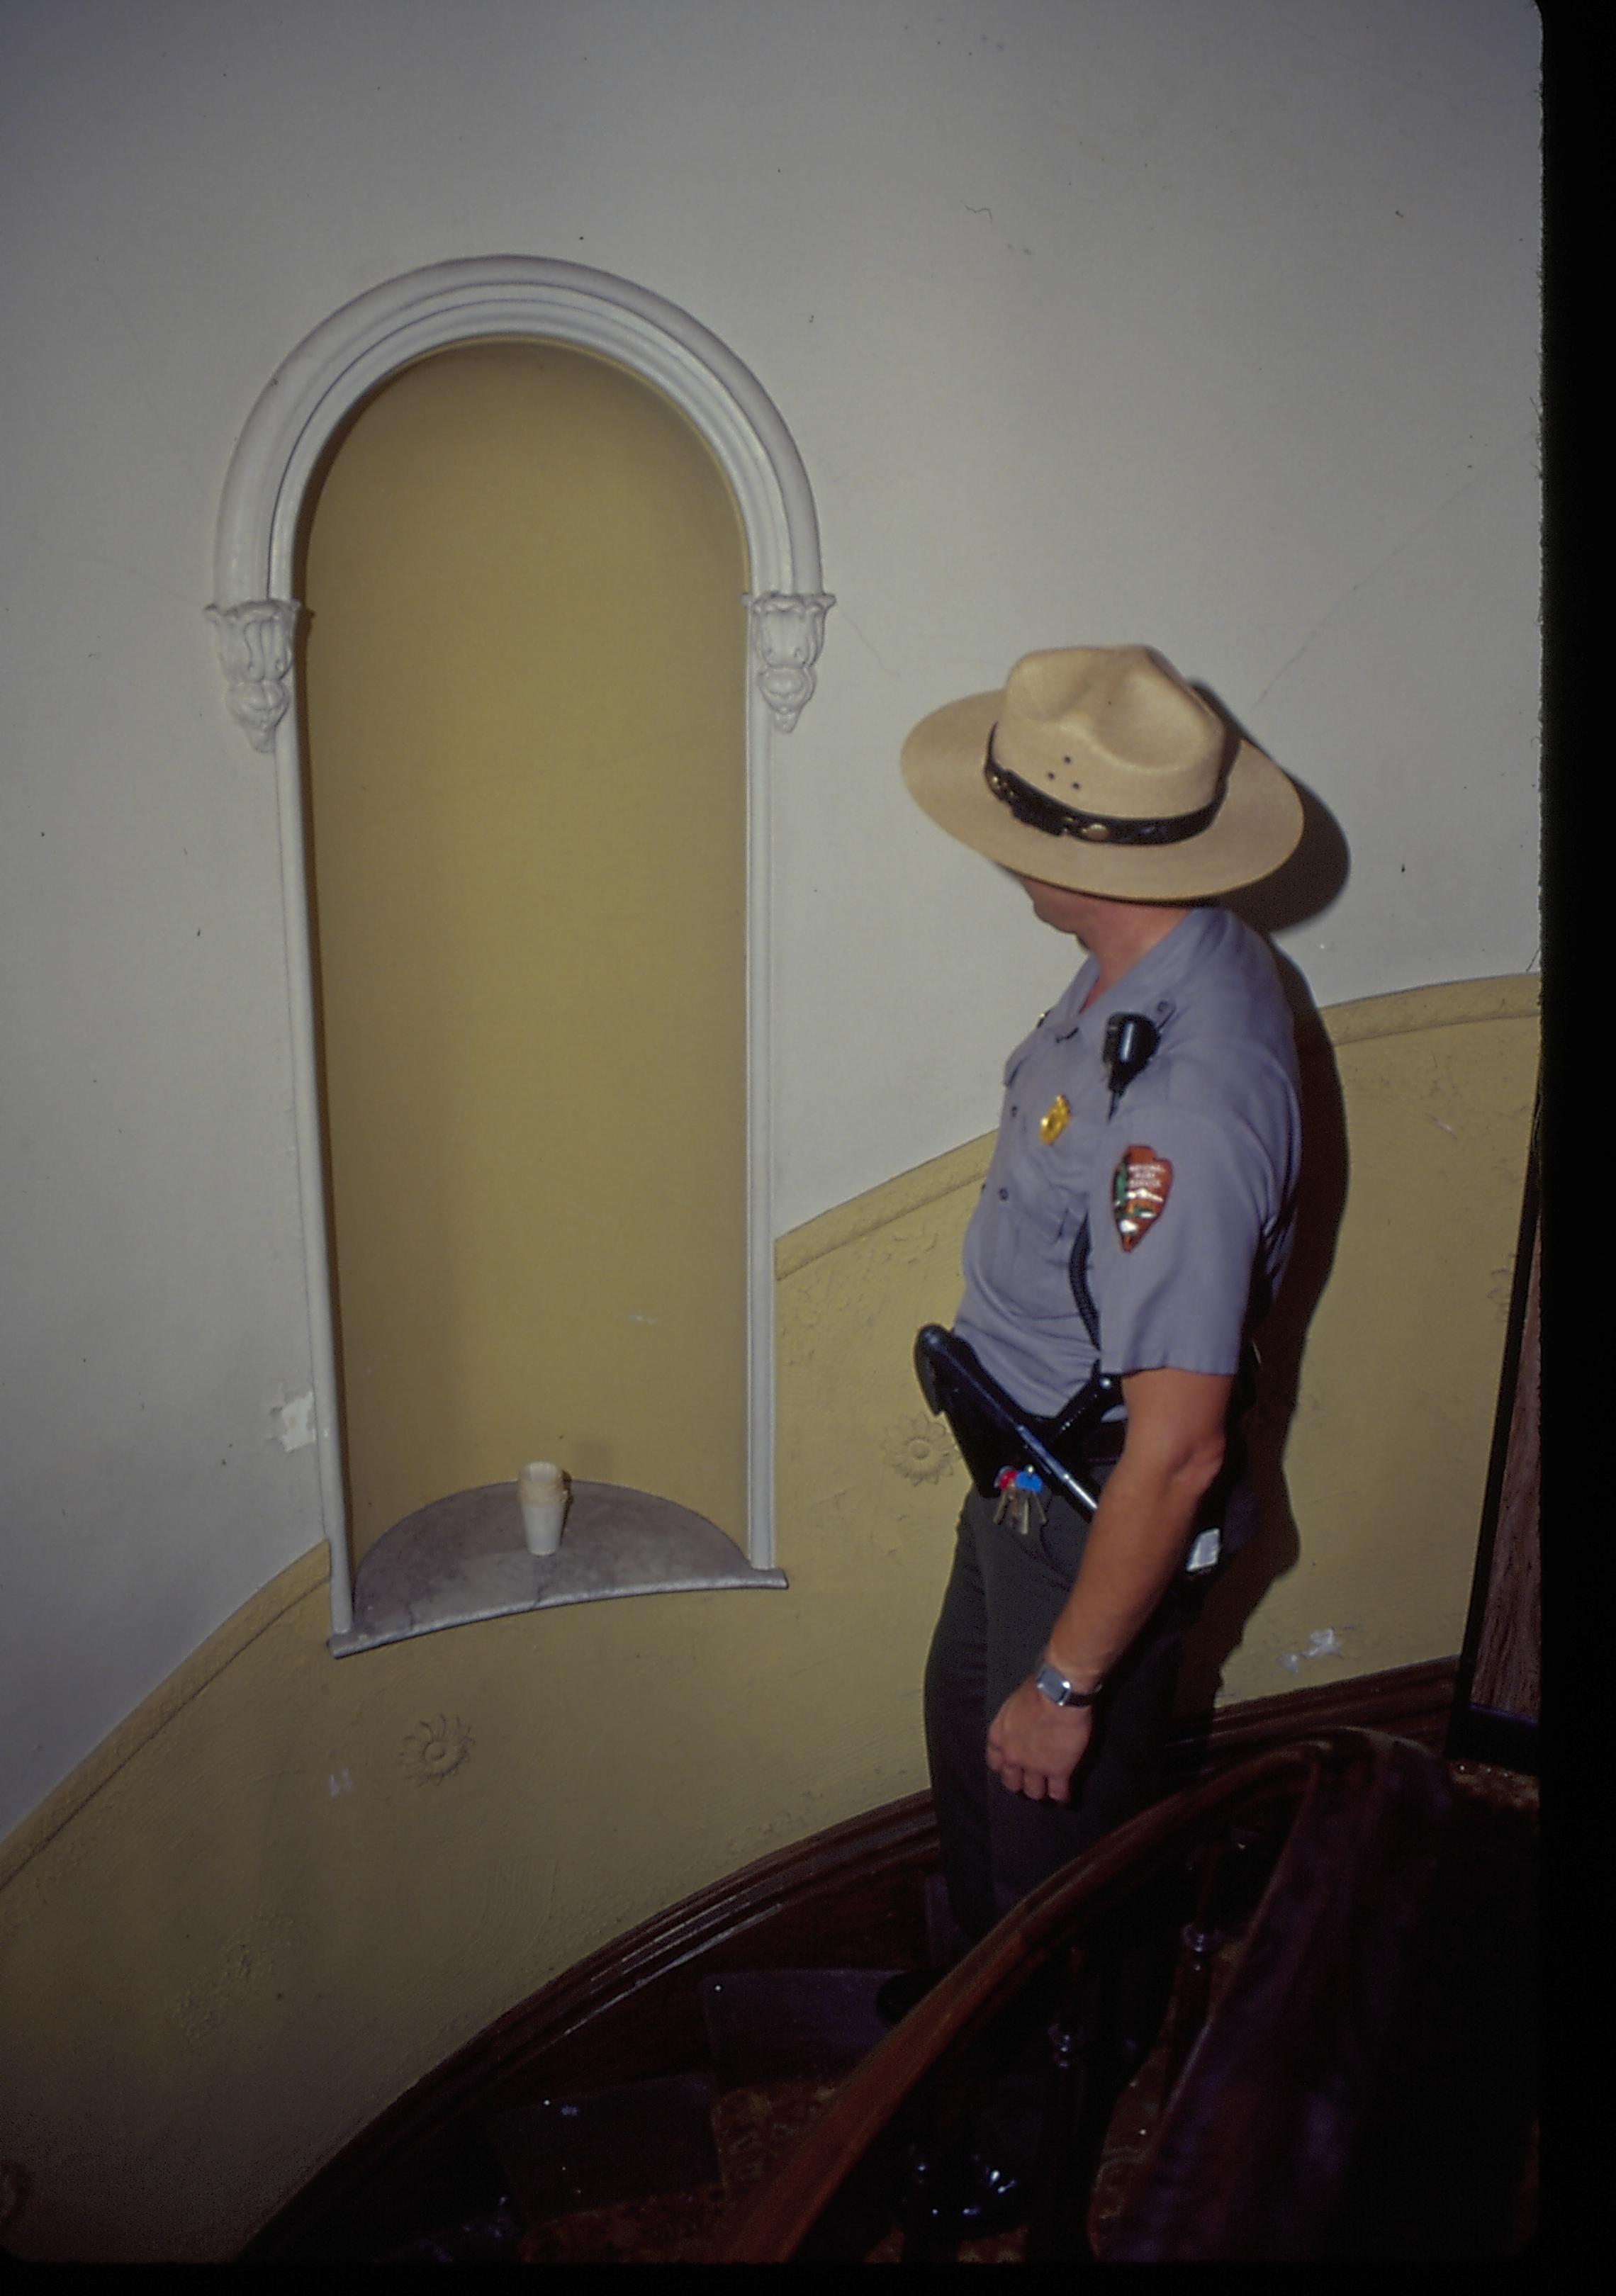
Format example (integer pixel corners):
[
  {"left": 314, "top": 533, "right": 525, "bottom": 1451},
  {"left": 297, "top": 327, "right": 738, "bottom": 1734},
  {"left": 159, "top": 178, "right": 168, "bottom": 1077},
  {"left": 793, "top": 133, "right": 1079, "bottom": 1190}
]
[
  {"left": 897, "top": 2074, "right": 973, "bottom": 2263},
  {"left": 1023, "top": 1943, "right": 1123, "bottom": 2263},
  {"left": 1158, "top": 1823, "right": 1279, "bottom": 2093},
  {"left": 896, "top": 2143, "right": 948, "bottom": 2263},
  {"left": 1162, "top": 1840, "right": 1227, "bottom": 2092}
]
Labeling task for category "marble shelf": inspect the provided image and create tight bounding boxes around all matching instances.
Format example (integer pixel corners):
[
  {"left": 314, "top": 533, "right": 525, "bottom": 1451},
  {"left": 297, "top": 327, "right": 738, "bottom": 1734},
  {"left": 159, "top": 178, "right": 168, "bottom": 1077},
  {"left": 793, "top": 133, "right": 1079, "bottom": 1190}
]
[{"left": 332, "top": 1479, "right": 787, "bottom": 1656}]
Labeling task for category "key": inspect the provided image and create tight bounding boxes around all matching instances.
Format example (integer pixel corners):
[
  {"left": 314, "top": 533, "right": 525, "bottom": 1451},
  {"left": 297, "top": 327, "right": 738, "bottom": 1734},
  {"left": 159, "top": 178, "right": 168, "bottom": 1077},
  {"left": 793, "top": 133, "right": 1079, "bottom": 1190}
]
[{"left": 1009, "top": 1467, "right": 1048, "bottom": 1538}]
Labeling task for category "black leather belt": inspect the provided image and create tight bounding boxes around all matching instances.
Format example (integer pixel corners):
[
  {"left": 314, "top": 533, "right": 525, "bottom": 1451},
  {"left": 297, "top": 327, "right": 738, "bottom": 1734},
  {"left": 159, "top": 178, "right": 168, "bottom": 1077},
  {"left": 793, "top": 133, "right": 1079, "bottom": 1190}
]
[
  {"left": 948, "top": 1388, "right": 1125, "bottom": 1492},
  {"left": 914, "top": 1324, "right": 1123, "bottom": 1519}
]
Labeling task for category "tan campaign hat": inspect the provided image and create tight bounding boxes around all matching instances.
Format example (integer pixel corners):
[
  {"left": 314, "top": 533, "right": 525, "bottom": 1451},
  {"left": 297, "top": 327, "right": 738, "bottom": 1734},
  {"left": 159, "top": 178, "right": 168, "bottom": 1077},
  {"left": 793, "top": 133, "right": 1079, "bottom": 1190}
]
[{"left": 900, "top": 643, "right": 1303, "bottom": 899}]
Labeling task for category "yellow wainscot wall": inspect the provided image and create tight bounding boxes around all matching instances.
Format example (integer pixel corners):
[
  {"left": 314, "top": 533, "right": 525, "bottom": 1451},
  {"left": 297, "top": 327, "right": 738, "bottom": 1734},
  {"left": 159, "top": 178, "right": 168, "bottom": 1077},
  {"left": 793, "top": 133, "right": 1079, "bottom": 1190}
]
[{"left": 0, "top": 977, "right": 1537, "bottom": 2261}]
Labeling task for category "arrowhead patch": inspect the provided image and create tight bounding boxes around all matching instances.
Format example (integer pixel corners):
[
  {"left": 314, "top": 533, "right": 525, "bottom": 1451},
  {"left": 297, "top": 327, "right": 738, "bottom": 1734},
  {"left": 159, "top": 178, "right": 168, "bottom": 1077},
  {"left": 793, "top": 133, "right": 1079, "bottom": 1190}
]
[{"left": 1112, "top": 1144, "right": 1172, "bottom": 1251}]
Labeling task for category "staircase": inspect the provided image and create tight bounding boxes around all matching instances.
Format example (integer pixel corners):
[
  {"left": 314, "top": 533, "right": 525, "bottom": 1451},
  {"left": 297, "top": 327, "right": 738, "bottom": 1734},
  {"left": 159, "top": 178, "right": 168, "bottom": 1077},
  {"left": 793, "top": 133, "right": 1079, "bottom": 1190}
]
[
  {"left": 294, "top": 1864, "right": 1053, "bottom": 2263},
  {"left": 463, "top": 1968, "right": 916, "bottom": 2265},
  {"left": 241, "top": 1733, "right": 1537, "bottom": 2266},
  {"left": 366, "top": 1915, "right": 1201, "bottom": 2266}
]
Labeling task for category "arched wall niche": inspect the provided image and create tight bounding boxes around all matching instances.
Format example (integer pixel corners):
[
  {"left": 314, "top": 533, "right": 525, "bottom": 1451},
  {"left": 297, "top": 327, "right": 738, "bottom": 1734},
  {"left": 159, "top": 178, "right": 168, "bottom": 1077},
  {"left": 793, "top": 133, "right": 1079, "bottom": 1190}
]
[{"left": 208, "top": 258, "right": 834, "bottom": 1642}]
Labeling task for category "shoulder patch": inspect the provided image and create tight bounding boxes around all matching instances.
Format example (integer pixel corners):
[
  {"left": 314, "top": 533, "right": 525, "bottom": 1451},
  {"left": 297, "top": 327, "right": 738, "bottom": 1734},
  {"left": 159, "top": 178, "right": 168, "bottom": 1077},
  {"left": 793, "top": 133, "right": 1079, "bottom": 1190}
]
[{"left": 1112, "top": 1144, "right": 1172, "bottom": 1251}]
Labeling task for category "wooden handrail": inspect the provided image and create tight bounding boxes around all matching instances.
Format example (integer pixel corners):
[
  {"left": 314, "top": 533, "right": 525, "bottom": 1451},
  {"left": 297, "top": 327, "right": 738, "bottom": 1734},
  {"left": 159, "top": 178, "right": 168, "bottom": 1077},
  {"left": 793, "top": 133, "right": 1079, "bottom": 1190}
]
[{"left": 720, "top": 1729, "right": 1451, "bottom": 2262}]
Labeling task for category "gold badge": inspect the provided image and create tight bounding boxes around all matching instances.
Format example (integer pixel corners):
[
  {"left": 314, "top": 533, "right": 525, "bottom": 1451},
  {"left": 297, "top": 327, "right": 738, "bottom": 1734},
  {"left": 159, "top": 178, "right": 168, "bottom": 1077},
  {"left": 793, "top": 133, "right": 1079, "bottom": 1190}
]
[
  {"left": 1038, "top": 1094, "right": 1071, "bottom": 1144},
  {"left": 1113, "top": 1144, "right": 1172, "bottom": 1250}
]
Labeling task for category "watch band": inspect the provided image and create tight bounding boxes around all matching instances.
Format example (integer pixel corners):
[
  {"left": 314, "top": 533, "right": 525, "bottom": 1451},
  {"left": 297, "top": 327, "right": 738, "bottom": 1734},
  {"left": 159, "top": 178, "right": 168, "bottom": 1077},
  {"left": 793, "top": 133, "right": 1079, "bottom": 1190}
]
[{"left": 1033, "top": 1659, "right": 1104, "bottom": 1709}]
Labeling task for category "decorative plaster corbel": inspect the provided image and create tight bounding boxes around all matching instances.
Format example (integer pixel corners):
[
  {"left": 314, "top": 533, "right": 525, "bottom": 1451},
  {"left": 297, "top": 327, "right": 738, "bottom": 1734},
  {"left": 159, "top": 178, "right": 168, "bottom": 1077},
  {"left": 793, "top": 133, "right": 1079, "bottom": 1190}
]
[
  {"left": 749, "top": 590, "right": 834, "bottom": 733},
  {"left": 207, "top": 598, "right": 302, "bottom": 753}
]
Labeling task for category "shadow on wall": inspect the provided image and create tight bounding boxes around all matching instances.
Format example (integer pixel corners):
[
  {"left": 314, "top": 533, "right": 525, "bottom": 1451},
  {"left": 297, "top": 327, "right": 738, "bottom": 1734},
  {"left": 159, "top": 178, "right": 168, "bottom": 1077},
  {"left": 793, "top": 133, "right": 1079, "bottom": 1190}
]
[
  {"left": 1178, "top": 697, "right": 1354, "bottom": 1715},
  {"left": 1178, "top": 971, "right": 1352, "bottom": 1715}
]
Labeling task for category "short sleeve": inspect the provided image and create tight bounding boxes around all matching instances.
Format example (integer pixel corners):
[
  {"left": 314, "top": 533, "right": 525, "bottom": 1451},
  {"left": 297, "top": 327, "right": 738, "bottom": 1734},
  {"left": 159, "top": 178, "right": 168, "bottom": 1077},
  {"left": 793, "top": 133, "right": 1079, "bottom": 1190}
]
[{"left": 1089, "top": 1105, "right": 1270, "bottom": 1378}]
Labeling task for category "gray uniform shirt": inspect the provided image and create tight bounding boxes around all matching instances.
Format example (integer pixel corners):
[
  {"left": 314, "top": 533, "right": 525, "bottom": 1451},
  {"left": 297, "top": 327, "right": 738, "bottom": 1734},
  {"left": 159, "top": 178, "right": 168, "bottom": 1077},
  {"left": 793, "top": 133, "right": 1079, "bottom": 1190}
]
[{"left": 953, "top": 905, "right": 1301, "bottom": 1419}]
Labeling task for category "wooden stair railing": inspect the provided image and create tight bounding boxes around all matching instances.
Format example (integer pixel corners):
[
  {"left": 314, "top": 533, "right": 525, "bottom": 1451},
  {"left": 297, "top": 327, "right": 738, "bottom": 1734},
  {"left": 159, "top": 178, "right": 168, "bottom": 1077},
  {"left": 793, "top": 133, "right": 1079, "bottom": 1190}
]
[{"left": 719, "top": 1728, "right": 1453, "bottom": 2263}]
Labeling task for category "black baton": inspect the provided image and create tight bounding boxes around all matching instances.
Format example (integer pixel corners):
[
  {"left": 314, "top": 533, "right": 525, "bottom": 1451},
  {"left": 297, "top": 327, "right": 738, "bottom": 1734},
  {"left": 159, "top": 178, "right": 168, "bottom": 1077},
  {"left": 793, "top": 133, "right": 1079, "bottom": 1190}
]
[{"left": 914, "top": 1324, "right": 1121, "bottom": 1519}]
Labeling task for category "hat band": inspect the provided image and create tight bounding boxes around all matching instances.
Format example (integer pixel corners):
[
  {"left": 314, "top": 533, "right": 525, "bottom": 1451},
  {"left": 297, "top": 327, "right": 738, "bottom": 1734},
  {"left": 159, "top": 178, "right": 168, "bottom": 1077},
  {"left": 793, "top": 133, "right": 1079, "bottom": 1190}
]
[{"left": 984, "top": 733, "right": 1225, "bottom": 848}]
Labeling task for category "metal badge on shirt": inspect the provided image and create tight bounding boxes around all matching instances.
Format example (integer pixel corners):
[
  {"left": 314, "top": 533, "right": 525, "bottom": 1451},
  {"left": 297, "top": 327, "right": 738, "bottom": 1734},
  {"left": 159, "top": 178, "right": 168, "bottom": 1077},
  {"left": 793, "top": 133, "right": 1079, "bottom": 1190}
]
[
  {"left": 1112, "top": 1144, "right": 1172, "bottom": 1251},
  {"left": 1038, "top": 1094, "right": 1071, "bottom": 1144}
]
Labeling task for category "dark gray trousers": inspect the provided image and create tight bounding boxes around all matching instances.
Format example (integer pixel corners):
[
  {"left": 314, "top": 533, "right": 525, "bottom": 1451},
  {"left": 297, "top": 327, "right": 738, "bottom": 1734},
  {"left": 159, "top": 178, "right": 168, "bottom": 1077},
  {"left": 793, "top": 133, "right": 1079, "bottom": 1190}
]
[{"left": 923, "top": 1481, "right": 1206, "bottom": 1947}]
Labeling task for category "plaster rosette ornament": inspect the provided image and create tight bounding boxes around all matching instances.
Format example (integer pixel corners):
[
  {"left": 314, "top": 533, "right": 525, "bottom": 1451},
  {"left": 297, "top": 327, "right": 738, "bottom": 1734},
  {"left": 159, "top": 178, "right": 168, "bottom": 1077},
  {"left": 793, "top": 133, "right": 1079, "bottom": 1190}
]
[
  {"left": 207, "top": 599, "right": 301, "bottom": 753},
  {"left": 750, "top": 591, "right": 834, "bottom": 732},
  {"left": 885, "top": 1412, "right": 960, "bottom": 1485},
  {"left": 400, "top": 1713, "right": 475, "bottom": 1785}
]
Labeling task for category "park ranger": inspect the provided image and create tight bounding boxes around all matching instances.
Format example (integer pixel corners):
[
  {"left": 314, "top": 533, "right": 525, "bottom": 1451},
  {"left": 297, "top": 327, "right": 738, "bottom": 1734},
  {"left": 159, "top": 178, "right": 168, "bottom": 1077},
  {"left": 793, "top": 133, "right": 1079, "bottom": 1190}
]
[{"left": 899, "top": 642, "right": 1306, "bottom": 1952}]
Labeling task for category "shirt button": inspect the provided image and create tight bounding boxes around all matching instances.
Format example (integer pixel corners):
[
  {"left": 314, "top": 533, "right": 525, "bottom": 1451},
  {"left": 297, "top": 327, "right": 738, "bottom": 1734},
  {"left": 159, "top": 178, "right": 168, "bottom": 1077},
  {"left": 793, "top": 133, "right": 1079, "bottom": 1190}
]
[
  {"left": 1010, "top": 1105, "right": 1019, "bottom": 1116},
  {"left": 997, "top": 1188, "right": 1009, "bottom": 1200}
]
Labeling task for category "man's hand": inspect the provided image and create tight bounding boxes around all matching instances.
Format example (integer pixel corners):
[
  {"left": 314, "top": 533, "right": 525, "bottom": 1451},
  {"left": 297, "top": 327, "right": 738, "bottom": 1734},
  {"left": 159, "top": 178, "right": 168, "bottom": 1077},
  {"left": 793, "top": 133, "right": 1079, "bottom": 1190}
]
[{"left": 986, "top": 1679, "right": 1095, "bottom": 1802}]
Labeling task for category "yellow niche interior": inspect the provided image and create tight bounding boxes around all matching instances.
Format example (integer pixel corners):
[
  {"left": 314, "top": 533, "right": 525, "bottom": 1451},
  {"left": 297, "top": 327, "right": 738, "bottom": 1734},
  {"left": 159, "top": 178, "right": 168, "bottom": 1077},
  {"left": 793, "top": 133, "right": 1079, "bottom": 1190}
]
[
  {"left": 299, "top": 337, "right": 750, "bottom": 1569},
  {"left": 0, "top": 978, "right": 1537, "bottom": 2261}
]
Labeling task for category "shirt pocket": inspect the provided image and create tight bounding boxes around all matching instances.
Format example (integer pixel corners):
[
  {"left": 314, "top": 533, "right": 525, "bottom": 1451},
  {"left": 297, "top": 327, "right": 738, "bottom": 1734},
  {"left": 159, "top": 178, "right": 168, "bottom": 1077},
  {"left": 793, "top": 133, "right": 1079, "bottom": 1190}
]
[
  {"left": 1019, "top": 1122, "right": 1106, "bottom": 1317},
  {"left": 977, "top": 1164, "right": 1079, "bottom": 1322},
  {"left": 1040, "top": 1102, "right": 1102, "bottom": 1223}
]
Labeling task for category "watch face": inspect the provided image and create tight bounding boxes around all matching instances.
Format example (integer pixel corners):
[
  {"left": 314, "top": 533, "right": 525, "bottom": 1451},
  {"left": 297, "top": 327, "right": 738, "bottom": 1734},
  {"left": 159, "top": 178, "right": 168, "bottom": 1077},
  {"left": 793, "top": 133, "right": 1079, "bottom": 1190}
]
[{"left": 1036, "top": 1662, "right": 1097, "bottom": 1707}]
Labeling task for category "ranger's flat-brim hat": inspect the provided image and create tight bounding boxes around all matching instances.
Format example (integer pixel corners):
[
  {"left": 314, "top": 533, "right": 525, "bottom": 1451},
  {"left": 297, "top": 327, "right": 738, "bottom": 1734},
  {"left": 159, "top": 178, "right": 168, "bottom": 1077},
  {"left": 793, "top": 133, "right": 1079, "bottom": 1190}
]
[{"left": 901, "top": 644, "right": 1302, "bottom": 899}]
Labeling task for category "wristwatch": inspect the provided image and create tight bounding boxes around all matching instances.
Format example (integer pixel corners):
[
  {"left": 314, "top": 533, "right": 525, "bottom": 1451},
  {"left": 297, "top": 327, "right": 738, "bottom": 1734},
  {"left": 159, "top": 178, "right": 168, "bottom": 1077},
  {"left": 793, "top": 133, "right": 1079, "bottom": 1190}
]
[{"left": 1033, "top": 1658, "right": 1104, "bottom": 1709}]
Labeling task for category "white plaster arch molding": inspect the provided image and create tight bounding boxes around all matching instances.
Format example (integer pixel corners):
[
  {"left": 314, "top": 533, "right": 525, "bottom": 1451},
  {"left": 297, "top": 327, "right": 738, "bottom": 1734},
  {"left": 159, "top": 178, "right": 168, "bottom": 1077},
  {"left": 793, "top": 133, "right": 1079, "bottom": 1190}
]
[{"left": 208, "top": 257, "right": 833, "bottom": 1638}]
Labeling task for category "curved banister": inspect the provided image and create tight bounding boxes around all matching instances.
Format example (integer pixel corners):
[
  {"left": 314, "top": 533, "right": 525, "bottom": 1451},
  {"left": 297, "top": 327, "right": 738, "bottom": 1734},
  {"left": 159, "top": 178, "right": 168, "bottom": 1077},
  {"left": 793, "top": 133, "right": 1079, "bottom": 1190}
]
[
  {"left": 1106, "top": 1733, "right": 1451, "bottom": 2258},
  {"left": 720, "top": 1729, "right": 1452, "bottom": 2262}
]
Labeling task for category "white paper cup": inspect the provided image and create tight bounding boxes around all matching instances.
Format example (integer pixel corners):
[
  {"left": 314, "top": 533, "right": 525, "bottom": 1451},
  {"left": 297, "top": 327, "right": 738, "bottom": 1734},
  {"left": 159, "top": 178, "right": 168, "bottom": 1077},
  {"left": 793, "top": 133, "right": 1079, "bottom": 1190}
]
[{"left": 518, "top": 1461, "right": 568, "bottom": 1555}]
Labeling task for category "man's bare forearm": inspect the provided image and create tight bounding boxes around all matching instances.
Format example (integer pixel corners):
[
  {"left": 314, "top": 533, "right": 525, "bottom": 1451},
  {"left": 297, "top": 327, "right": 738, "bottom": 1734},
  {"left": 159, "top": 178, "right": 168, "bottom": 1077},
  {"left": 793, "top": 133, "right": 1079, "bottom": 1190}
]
[
  {"left": 1045, "top": 1366, "right": 1230, "bottom": 1687},
  {"left": 1042, "top": 1444, "right": 1218, "bottom": 1690}
]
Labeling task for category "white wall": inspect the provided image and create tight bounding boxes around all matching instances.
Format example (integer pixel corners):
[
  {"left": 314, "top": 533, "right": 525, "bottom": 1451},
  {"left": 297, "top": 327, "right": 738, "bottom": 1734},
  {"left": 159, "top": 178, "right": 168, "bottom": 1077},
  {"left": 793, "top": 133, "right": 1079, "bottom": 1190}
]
[{"left": 0, "top": 0, "right": 1539, "bottom": 1833}]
